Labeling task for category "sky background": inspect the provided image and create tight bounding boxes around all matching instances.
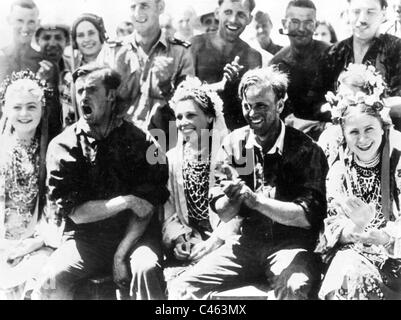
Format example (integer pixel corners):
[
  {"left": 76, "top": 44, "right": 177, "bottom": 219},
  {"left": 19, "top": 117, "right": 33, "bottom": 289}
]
[{"left": 0, "top": 0, "right": 399, "bottom": 48}]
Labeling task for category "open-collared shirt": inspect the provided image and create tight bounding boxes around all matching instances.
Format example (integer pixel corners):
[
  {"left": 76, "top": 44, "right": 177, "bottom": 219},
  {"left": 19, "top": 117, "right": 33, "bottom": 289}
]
[
  {"left": 46, "top": 118, "right": 169, "bottom": 239},
  {"left": 210, "top": 124, "right": 328, "bottom": 249}
]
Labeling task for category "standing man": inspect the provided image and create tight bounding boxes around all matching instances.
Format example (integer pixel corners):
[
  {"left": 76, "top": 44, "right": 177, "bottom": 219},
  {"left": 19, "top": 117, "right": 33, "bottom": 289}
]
[
  {"left": 32, "top": 64, "right": 169, "bottom": 300},
  {"left": 253, "top": 11, "right": 283, "bottom": 56},
  {"left": 308, "top": 0, "right": 401, "bottom": 130},
  {"left": 0, "top": 0, "right": 42, "bottom": 83},
  {"left": 33, "top": 18, "right": 72, "bottom": 139},
  {"left": 269, "top": 0, "right": 331, "bottom": 140},
  {"left": 97, "top": 0, "right": 194, "bottom": 149},
  {"left": 169, "top": 66, "right": 328, "bottom": 300},
  {"left": 190, "top": 0, "right": 262, "bottom": 131}
]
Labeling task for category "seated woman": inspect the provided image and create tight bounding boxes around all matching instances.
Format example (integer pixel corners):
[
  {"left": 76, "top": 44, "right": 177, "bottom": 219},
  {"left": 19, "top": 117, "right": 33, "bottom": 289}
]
[
  {"left": 316, "top": 65, "right": 401, "bottom": 300},
  {"left": 319, "top": 64, "right": 401, "bottom": 166},
  {"left": 162, "top": 77, "right": 242, "bottom": 297},
  {"left": 0, "top": 71, "right": 60, "bottom": 299}
]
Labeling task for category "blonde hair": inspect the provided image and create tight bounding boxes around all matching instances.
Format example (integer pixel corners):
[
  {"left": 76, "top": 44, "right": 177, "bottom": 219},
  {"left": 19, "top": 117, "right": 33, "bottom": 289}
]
[{"left": 4, "top": 78, "right": 44, "bottom": 109}]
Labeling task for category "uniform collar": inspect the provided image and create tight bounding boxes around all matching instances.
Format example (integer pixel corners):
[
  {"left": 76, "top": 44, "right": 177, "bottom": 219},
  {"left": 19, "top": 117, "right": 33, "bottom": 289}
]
[
  {"left": 129, "top": 30, "right": 167, "bottom": 51},
  {"left": 245, "top": 121, "right": 285, "bottom": 155}
]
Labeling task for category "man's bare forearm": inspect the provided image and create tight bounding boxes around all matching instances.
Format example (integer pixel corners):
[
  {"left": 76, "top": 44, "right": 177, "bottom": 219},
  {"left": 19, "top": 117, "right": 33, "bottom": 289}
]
[
  {"left": 70, "top": 196, "right": 133, "bottom": 225},
  {"left": 114, "top": 214, "right": 153, "bottom": 261}
]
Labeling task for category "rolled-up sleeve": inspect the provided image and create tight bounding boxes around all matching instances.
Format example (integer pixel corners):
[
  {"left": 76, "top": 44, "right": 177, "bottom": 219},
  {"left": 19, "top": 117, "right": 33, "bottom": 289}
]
[{"left": 291, "top": 144, "right": 329, "bottom": 233}]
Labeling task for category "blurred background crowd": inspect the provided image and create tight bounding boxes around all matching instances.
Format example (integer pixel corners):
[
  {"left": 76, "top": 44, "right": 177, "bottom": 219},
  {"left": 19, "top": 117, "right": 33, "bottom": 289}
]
[{"left": 0, "top": 0, "right": 400, "bottom": 49}]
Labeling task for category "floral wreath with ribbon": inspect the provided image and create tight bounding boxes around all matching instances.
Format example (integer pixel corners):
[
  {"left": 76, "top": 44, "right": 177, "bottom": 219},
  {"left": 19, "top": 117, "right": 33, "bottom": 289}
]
[
  {"left": 170, "top": 76, "right": 224, "bottom": 119},
  {"left": 324, "top": 63, "right": 391, "bottom": 126},
  {"left": 0, "top": 70, "right": 47, "bottom": 107}
]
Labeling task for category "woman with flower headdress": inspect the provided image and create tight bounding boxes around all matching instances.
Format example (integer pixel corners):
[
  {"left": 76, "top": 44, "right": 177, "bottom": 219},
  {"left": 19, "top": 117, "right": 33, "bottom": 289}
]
[
  {"left": 162, "top": 77, "right": 242, "bottom": 296},
  {"left": 316, "top": 64, "right": 401, "bottom": 300},
  {"left": 0, "top": 71, "right": 59, "bottom": 299}
]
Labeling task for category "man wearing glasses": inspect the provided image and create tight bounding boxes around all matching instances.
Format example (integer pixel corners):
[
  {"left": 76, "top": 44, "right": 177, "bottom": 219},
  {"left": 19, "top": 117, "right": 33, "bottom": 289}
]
[{"left": 269, "top": 0, "right": 330, "bottom": 140}]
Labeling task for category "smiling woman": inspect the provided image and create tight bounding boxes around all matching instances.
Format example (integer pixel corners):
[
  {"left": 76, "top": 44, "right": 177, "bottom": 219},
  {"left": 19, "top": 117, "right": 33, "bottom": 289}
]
[
  {"left": 316, "top": 64, "right": 401, "bottom": 300},
  {"left": 71, "top": 13, "right": 106, "bottom": 65},
  {"left": 0, "top": 71, "right": 57, "bottom": 300}
]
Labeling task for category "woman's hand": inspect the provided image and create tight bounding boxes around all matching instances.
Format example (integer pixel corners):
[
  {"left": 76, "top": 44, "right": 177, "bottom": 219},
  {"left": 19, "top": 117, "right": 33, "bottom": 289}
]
[
  {"left": 189, "top": 236, "right": 224, "bottom": 262},
  {"left": 356, "top": 228, "right": 391, "bottom": 247},
  {"left": 340, "top": 221, "right": 363, "bottom": 244},
  {"left": 336, "top": 197, "right": 375, "bottom": 231},
  {"left": 6, "top": 238, "right": 44, "bottom": 265},
  {"left": 173, "top": 236, "right": 192, "bottom": 261}
]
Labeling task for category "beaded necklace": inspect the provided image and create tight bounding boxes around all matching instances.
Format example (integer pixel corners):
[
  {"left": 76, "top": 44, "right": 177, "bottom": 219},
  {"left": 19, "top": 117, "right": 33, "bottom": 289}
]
[
  {"left": 3, "top": 136, "right": 40, "bottom": 206},
  {"left": 182, "top": 142, "right": 211, "bottom": 222}
]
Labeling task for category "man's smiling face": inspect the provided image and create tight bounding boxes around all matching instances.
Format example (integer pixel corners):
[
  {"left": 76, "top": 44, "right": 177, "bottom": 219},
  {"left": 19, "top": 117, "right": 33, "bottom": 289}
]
[{"left": 216, "top": 0, "right": 252, "bottom": 43}]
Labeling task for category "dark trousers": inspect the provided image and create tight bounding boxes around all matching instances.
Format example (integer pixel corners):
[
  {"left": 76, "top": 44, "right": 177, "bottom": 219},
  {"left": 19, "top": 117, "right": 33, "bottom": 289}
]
[{"left": 168, "top": 236, "right": 322, "bottom": 300}]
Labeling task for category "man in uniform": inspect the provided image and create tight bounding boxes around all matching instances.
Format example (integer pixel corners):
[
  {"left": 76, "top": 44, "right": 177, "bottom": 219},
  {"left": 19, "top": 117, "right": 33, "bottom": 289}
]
[
  {"left": 0, "top": 0, "right": 41, "bottom": 83},
  {"left": 97, "top": 0, "right": 194, "bottom": 151}
]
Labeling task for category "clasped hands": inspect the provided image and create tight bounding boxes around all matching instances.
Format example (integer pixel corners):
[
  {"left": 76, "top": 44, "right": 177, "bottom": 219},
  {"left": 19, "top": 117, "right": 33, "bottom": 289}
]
[
  {"left": 334, "top": 197, "right": 390, "bottom": 246},
  {"left": 173, "top": 234, "right": 224, "bottom": 262},
  {"left": 221, "top": 178, "right": 260, "bottom": 211}
]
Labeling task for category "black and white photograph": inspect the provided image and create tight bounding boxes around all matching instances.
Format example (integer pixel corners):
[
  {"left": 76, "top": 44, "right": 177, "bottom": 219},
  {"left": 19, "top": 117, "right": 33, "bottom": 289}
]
[{"left": 0, "top": 0, "right": 400, "bottom": 305}]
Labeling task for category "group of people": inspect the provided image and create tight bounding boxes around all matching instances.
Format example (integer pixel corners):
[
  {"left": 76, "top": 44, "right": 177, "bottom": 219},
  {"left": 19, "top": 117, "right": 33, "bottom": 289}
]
[{"left": 0, "top": 0, "right": 400, "bottom": 300}]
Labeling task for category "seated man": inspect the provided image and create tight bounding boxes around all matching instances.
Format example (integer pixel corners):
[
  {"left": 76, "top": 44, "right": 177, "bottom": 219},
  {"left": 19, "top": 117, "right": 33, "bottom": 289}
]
[
  {"left": 31, "top": 64, "right": 169, "bottom": 300},
  {"left": 168, "top": 66, "right": 328, "bottom": 300}
]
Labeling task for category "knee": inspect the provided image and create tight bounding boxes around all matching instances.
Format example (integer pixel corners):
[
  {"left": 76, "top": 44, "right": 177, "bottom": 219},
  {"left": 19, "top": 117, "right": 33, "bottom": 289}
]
[
  {"left": 167, "top": 277, "right": 192, "bottom": 300},
  {"left": 31, "top": 265, "right": 72, "bottom": 300},
  {"left": 274, "top": 252, "right": 322, "bottom": 300}
]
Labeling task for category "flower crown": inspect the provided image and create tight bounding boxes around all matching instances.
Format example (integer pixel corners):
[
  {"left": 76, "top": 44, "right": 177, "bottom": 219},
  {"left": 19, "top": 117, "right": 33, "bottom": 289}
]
[
  {"left": 0, "top": 70, "right": 46, "bottom": 105},
  {"left": 170, "top": 77, "right": 223, "bottom": 118},
  {"left": 324, "top": 64, "right": 390, "bottom": 124}
]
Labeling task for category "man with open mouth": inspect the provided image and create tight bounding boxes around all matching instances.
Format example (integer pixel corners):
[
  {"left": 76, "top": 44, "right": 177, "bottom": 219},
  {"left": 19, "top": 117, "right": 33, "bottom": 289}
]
[
  {"left": 32, "top": 64, "right": 169, "bottom": 300},
  {"left": 190, "top": 0, "right": 262, "bottom": 132}
]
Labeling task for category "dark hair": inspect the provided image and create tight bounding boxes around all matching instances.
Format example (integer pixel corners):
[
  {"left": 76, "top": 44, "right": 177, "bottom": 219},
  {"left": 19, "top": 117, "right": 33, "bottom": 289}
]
[
  {"left": 347, "top": 0, "right": 388, "bottom": 9},
  {"left": 71, "top": 13, "right": 107, "bottom": 50},
  {"left": 316, "top": 20, "right": 338, "bottom": 43},
  {"left": 218, "top": 0, "right": 256, "bottom": 13},
  {"left": 254, "top": 11, "right": 273, "bottom": 26},
  {"left": 170, "top": 77, "right": 222, "bottom": 119},
  {"left": 286, "top": 0, "right": 317, "bottom": 12},
  {"left": 72, "top": 63, "right": 121, "bottom": 92},
  {"left": 10, "top": 0, "right": 38, "bottom": 12}
]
